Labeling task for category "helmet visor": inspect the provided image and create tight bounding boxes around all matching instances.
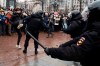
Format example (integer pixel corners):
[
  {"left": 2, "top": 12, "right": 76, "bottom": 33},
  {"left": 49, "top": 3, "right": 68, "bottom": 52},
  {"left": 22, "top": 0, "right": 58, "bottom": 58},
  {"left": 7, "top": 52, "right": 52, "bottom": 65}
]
[
  {"left": 81, "top": 7, "right": 89, "bottom": 21},
  {"left": 67, "top": 12, "right": 72, "bottom": 19}
]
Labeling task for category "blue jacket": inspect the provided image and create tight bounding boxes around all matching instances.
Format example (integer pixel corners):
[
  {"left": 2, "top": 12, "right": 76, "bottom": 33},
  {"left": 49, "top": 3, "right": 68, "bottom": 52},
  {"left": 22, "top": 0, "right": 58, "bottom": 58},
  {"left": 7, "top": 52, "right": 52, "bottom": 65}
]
[{"left": 0, "top": 14, "right": 6, "bottom": 24}]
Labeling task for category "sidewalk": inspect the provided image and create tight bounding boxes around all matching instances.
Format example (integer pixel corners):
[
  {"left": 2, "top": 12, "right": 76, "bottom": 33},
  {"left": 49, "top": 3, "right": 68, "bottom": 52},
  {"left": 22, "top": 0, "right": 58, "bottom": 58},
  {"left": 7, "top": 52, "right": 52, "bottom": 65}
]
[{"left": 21, "top": 55, "right": 81, "bottom": 66}]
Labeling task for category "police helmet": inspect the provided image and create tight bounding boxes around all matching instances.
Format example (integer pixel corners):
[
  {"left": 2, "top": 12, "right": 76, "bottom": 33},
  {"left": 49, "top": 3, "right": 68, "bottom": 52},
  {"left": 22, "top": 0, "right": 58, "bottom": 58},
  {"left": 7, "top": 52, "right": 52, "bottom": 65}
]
[
  {"left": 68, "top": 10, "right": 82, "bottom": 20},
  {"left": 81, "top": 1, "right": 100, "bottom": 31},
  {"left": 36, "top": 11, "right": 44, "bottom": 17},
  {"left": 81, "top": 1, "right": 100, "bottom": 22}
]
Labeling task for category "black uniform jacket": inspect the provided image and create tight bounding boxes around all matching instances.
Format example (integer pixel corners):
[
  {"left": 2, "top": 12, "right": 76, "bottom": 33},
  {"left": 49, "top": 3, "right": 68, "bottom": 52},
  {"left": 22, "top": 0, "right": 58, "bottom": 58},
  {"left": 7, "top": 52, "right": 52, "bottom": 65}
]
[
  {"left": 64, "top": 19, "right": 86, "bottom": 38},
  {"left": 24, "top": 13, "right": 45, "bottom": 33},
  {"left": 48, "top": 21, "right": 100, "bottom": 66}
]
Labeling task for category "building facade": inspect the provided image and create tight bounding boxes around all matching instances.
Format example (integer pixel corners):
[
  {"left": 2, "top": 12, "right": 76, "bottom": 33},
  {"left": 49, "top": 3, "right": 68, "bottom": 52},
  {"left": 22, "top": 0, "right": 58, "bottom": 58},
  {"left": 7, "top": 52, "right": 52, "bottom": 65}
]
[
  {"left": 66, "top": 0, "right": 97, "bottom": 12},
  {"left": 0, "top": 0, "right": 6, "bottom": 8},
  {"left": 6, "top": 0, "right": 16, "bottom": 9},
  {"left": 43, "top": 0, "right": 97, "bottom": 13}
]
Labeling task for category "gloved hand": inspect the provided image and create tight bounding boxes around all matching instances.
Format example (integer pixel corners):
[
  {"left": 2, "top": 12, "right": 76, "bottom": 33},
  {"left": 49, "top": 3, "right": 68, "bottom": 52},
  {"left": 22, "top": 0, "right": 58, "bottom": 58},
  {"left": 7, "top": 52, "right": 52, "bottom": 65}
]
[
  {"left": 59, "top": 44, "right": 64, "bottom": 47},
  {"left": 44, "top": 47, "right": 51, "bottom": 55},
  {"left": 44, "top": 47, "right": 58, "bottom": 58},
  {"left": 17, "top": 24, "right": 23, "bottom": 29}
]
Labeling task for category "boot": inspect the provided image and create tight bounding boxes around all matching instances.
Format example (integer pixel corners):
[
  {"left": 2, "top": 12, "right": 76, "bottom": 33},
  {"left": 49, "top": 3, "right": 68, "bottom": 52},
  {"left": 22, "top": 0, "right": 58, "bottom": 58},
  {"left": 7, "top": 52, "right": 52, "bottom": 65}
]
[
  {"left": 35, "top": 48, "right": 38, "bottom": 55},
  {"left": 23, "top": 48, "right": 27, "bottom": 54}
]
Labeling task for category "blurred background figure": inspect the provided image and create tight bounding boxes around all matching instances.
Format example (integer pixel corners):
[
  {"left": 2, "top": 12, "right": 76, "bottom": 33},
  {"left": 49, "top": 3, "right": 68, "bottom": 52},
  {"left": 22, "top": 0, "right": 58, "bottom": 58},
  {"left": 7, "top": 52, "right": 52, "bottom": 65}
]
[
  {"left": 5, "top": 10, "right": 13, "bottom": 36},
  {"left": 43, "top": 12, "right": 49, "bottom": 32},
  {"left": 0, "top": 9, "right": 7, "bottom": 36},
  {"left": 61, "top": 14, "right": 68, "bottom": 31},
  {"left": 47, "top": 13, "right": 54, "bottom": 38}
]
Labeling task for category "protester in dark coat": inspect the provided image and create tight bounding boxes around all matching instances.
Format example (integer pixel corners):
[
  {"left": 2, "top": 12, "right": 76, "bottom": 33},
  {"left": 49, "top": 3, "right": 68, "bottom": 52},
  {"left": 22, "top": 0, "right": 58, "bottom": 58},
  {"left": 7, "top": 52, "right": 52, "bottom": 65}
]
[
  {"left": 44, "top": 1, "right": 100, "bottom": 66},
  {"left": 10, "top": 8, "right": 23, "bottom": 49}
]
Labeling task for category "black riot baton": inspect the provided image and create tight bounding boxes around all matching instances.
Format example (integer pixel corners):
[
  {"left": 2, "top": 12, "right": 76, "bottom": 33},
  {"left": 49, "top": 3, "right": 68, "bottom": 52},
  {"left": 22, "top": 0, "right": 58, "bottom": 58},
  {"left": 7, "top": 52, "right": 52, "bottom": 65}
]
[{"left": 25, "top": 26, "right": 46, "bottom": 50}]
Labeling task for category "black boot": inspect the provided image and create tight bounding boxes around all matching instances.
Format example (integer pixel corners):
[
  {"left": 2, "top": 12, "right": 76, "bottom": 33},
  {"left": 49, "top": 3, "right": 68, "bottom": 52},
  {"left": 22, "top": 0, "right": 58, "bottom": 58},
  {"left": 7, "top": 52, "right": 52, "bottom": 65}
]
[
  {"left": 23, "top": 49, "right": 27, "bottom": 54},
  {"left": 35, "top": 48, "right": 38, "bottom": 55}
]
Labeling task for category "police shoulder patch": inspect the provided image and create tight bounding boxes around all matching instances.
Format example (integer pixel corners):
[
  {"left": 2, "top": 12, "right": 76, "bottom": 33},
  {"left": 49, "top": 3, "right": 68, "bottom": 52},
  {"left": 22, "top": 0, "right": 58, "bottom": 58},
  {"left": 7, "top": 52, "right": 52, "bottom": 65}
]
[{"left": 77, "top": 37, "right": 85, "bottom": 46}]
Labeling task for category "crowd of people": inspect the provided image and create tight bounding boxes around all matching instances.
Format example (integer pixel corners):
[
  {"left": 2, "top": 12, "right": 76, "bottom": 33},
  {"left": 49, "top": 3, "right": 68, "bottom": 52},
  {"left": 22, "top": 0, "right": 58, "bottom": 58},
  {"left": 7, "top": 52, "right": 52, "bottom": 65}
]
[
  {"left": 0, "top": 8, "right": 27, "bottom": 36},
  {"left": 0, "top": 7, "right": 70, "bottom": 50},
  {"left": 0, "top": 3, "right": 70, "bottom": 54},
  {"left": 0, "top": 8, "right": 69, "bottom": 36}
]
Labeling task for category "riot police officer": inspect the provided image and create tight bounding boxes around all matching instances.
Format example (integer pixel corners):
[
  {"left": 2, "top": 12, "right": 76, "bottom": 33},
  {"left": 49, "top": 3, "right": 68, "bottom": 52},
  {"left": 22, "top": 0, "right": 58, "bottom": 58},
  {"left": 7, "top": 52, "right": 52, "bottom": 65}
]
[
  {"left": 63, "top": 10, "right": 86, "bottom": 38},
  {"left": 23, "top": 2, "right": 45, "bottom": 55},
  {"left": 44, "top": 1, "right": 100, "bottom": 66}
]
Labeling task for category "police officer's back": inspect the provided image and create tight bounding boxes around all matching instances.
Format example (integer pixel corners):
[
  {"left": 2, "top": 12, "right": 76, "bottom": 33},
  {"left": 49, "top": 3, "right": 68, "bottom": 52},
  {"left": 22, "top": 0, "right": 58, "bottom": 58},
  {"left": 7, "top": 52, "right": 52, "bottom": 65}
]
[
  {"left": 25, "top": 12, "right": 43, "bottom": 32},
  {"left": 23, "top": 2, "right": 45, "bottom": 55}
]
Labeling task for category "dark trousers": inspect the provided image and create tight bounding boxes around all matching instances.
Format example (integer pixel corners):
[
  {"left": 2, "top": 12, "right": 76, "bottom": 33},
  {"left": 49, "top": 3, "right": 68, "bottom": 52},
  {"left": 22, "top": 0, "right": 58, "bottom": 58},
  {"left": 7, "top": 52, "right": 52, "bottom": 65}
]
[
  {"left": 14, "top": 26, "right": 22, "bottom": 45},
  {"left": 47, "top": 26, "right": 53, "bottom": 37},
  {"left": 6, "top": 24, "right": 12, "bottom": 35},
  {"left": 0, "top": 23, "right": 6, "bottom": 35},
  {"left": 24, "top": 31, "right": 39, "bottom": 50},
  {"left": 0, "top": 23, "right": 2, "bottom": 35}
]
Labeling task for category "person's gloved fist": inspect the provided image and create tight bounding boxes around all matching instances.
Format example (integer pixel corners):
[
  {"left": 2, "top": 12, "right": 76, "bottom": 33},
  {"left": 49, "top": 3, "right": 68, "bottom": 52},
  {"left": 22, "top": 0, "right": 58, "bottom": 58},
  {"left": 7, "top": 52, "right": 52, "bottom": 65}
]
[
  {"left": 44, "top": 48, "right": 51, "bottom": 55},
  {"left": 44, "top": 47, "right": 58, "bottom": 58},
  {"left": 17, "top": 24, "right": 23, "bottom": 29},
  {"left": 59, "top": 44, "right": 64, "bottom": 47}
]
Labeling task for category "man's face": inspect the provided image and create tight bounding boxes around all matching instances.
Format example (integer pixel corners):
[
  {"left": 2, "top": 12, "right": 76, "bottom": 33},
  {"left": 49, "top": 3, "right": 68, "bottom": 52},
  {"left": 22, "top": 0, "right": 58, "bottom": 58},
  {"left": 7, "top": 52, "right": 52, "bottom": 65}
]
[
  {"left": 16, "top": 10, "right": 21, "bottom": 13},
  {"left": 45, "top": 13, "right": 48, "bottom": 16},
  {"left": 1, "top": 12, "right": 4, "bottom": 15}
]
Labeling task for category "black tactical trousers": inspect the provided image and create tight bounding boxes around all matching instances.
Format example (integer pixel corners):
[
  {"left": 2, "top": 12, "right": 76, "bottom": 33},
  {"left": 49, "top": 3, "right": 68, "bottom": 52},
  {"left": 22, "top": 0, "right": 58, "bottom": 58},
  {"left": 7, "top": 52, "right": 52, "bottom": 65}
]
[{"left": 24, "top": 31, "right": 39, "bottom": 50}]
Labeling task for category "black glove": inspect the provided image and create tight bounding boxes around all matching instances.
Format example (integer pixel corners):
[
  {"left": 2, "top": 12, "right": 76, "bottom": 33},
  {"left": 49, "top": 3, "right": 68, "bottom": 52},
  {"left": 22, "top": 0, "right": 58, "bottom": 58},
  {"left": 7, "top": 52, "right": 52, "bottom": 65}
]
[
  {"left": 44, "top": 47, "right": 51, "bottom": 55},
  {"left": 59, "top": 44, "right": 65, "bottom": 47},
  {"left": 44, "top": 47, "right": 58, "bottom": 58}
]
